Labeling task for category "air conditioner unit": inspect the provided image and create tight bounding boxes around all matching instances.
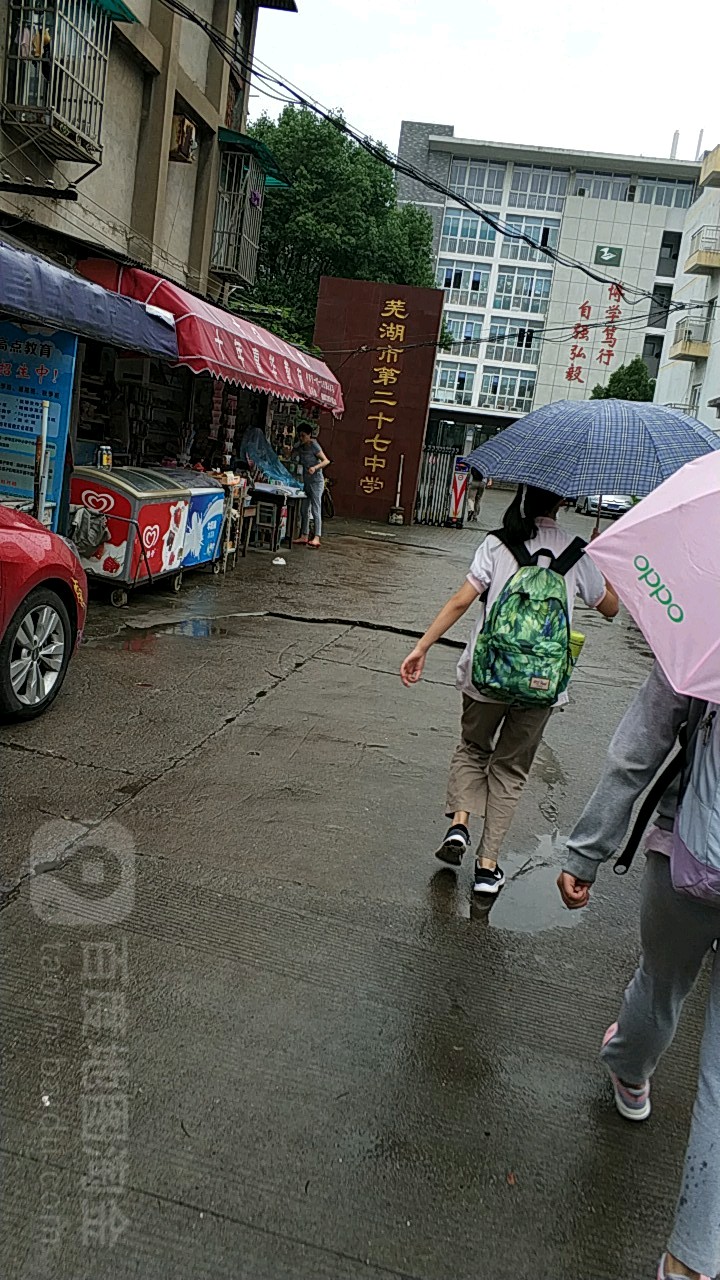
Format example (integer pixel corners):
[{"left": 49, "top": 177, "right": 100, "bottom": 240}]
[{"left": 170, "top": 115, "right": 198, "bottom": 163}]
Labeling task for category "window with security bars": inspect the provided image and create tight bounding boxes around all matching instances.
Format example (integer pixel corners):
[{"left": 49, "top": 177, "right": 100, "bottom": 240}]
[
  {"left": 211, "top": 148, "right": 265, "bottom": 285},
  {"left": 509, "top": 165, "right": 568, "bottom": 212},
  {"left": 441, "top": 211, "right": 496, "bottom": 257},
  {"left": 494, "top": 267, "right": 552, "bottom": 314},
  {"left": 449, "top": 158, "right": 506, "bottom": 206},
  {"left": 4, "top": 0, "right": 112, "bottom": 161},
  {"left": 478, "top": 366, "right": 537, "bottom": 412},
  {"left": 436, "top": 259, "right": 490, "bottom": 308},
  {"left": 485, "top": 317, "right": 542, "bottom": 364},
  {"left": 501, "top": 215, "right": 560, "bottom": 261},
  {"left": 432, "top": 362, "right": 476, "bottom": 406},
  {"left": 444, "top": 312, "right": 484, "bottom": 357}
]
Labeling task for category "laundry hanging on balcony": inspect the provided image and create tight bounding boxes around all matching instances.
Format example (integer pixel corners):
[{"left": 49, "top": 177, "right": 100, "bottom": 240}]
[{"left": 77, "top": 261, "right": 345, "bottom": 416}]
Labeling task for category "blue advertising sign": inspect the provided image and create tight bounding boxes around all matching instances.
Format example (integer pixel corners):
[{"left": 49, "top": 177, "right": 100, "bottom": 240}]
[{"left": 0, "top": 321, "right": 77, "bottom": 529}]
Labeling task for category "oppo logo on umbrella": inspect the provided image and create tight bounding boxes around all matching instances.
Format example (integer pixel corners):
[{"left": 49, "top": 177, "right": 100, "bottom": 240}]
[{"left": 633, "top": 556, "right": 684, "bottom": 623}]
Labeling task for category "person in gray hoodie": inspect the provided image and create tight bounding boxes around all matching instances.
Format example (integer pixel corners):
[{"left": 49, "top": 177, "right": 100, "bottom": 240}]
[{"left": 558, "top": 662, "right": 719, "bottom": 1280}]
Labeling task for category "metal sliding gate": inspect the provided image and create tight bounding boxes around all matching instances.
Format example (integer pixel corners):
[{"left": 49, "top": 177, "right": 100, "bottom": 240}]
[{"left": 414, "top": 445, "right": 458, "bottom": 525}]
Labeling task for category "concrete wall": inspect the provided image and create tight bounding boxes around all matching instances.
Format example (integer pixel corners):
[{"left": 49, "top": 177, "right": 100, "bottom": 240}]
[
  {"left": 160, "top": 158, "right": 200, "bottom": 284},
  {"left": 538, "top": 198, "right": 678, "bottom": 406},
  {"left": 80, "top": 39, "right": 146, "bottom": 240},
  {"left": 178, "top": 0, "right": 213, "bottom": 94},
  {"left": 397, "top": 121, "right": 453, "bottom": 256}
]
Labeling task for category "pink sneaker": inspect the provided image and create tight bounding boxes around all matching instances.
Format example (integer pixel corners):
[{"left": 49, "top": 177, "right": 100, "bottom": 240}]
[
  {"left": 657, "top": 1252, "right": 711, "bottom": 1280},
  {"left": 601, "top": 1022, "right": 651, "bottom": 1121}
]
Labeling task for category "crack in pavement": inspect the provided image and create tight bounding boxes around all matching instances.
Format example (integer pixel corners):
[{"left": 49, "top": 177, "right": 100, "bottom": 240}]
[
  {"left": 0, "top": 1144, "right": 426, "bottom": 1280},
  {"left": 0, "top": 740, "right": 135, "bottom": 776},
  {"left": 118, "top": 609, "right": 466, "bottom": 651},
  {"left": 0, "top": 624, "right": 352, "bottom": 914}
]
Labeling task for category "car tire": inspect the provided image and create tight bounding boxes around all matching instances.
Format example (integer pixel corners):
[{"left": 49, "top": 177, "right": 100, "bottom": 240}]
[{"left": 0, "top": 587, "right": 73, "bottom": 721}]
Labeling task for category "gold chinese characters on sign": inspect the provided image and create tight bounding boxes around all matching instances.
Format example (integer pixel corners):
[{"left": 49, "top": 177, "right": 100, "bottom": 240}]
[{"left": 359, "top": 298, "right": 409, "bottom": 496}]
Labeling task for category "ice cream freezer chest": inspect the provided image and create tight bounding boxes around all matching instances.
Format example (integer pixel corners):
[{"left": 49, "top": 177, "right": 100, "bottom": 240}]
[
  {"left": 157, "top": 468, "right": 226, "bottom": 569},
  {"left": 70, "top": 466, "right": 190, "bottom": 590}
]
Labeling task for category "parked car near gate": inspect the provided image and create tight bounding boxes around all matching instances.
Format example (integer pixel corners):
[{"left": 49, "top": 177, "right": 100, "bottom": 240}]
[
  {"left": 575, "top": 494, "right": 635, "bottom": 518},
  {"left": 0, "top": 507, "right": 87, "bottom": 720}
]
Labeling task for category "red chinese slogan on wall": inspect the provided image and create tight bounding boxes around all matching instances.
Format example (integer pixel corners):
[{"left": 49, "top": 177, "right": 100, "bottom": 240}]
[
  {"left": 313, "top": 277, "right": 444, "bottom": 520},
  {"left": 565, "top": 283, "right": 624, "bottom": 385}
]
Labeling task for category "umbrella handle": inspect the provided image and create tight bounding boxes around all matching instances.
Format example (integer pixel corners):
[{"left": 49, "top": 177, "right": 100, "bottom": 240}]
[{"left": 594, "top": 494, "right": 603, "bottom": 536}]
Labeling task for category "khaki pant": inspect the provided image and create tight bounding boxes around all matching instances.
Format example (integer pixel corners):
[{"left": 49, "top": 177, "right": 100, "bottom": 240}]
[{"left": 446, "top": 695, "right": 552, "bottom": 860}]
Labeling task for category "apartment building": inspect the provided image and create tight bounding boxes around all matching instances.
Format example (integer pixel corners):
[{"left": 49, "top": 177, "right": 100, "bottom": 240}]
[
  {"left": 397, "top": 122, "right": 699, "bottom": 449},
  {"left": 655, "top": 144, "right": 720, "bottom": 432},
  {"left": 0, "top": 0, "right": 295, "bottom": 291}
]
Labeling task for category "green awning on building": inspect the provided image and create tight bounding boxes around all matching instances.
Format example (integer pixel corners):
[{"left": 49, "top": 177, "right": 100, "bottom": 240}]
[
  {"left": 93, "top": 0, "right": 140, "bottom": 21},
  {"left": 218, "top": 128, "right": 290, "bottom": 189}
]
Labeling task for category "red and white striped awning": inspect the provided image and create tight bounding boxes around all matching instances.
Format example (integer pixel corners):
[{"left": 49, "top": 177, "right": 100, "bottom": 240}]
[{"left": 77, "top": 260, "right": 344, "bottom": 416}]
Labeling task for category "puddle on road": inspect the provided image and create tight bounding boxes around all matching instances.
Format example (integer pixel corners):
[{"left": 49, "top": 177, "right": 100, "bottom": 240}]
[
  {"left": 158, "top": 619, "right": 230, "bottom": 639},
  {"left": 91, "top": 618, "right": 234, "bottom": 650},
  {"left": 489, "top": 835, "right": 582, "bottom": 933},
  {"left": 428, "top": 834, "right": 583, "bottom": 935}
]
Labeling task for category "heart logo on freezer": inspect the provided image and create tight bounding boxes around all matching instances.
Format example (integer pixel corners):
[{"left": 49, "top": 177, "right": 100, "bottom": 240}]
[
  {"left": 143, "top": 525, "right": 161, "bottom": 550},
  {"left": 82, "top": 490, "right": 114, "bottom": 513}
]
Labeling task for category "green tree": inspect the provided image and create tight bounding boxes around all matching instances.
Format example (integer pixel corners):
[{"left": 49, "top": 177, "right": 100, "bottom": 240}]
[
  {"left": 590, "top": 356, "right": 656, "bottom": 401},
  {"left": 247, "top": 107, "right": 436, "bottom": 346}
]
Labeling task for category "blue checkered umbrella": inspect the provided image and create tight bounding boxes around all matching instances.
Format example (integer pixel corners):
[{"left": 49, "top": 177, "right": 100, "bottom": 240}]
[{"left": 465, "top": 400, "right": 720, "bottom": 498}]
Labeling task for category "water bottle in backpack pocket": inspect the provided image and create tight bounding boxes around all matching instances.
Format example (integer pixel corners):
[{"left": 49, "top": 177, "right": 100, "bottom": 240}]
[{"left": 471, "top": 534, "right": 587, "bottom": 708}]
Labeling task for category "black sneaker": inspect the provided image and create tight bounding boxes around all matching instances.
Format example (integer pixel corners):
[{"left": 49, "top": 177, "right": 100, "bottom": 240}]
[
  {"left": 473, "top": 863, "right": 505, "bottom": 895},
  {"left": 435, "top": 825, "right": 470, "bottom": 867}
]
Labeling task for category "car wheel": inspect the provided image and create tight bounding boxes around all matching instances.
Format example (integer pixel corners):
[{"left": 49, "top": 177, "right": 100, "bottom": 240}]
[{"left": 0, "top": 587, "right": 73, "bottom": 720}]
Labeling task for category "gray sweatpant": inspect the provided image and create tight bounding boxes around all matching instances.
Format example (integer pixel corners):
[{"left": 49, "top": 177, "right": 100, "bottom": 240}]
[
  {"left": 300, "top": 477, "right": 323, "bottom": 539},
  {"left": 602, "top": 852, "right": 720, "bottom": 1278}
]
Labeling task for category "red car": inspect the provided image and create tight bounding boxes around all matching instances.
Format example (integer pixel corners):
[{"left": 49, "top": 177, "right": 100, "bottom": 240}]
[{"left": 0, "top": 507, "right": 87, "bottom": 719}]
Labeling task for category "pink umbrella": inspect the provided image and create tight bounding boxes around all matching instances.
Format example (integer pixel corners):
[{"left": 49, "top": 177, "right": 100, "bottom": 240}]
[{"left": 587, "top": 451, "right": 720, "bottom": 701}]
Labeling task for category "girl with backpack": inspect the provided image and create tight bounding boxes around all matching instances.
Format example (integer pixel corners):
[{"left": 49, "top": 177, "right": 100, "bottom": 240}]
[
  {"left": 400, "top": 484, "right": 619, "bottom": 895},
  {"left": 558, "top": 662, "right": 720, "bottom": 1280}
]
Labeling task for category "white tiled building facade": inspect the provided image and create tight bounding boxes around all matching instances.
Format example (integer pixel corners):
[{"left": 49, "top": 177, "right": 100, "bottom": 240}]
[
  {"left": 655, "top": 145, "right": 720, "bottom": 433},
  {"left": 397, "top": 123, "right": 699, "bottom": 440}
]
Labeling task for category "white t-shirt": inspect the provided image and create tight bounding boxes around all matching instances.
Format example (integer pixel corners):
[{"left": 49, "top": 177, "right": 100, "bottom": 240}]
[{"left": 456, "top": 517, "right": 607, "bottom": 706}]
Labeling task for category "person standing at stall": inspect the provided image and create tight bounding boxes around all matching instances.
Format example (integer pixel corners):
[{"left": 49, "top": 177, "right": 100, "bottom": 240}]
[{"left": 292, "top": 425, "right": 330, "bottom": 549}]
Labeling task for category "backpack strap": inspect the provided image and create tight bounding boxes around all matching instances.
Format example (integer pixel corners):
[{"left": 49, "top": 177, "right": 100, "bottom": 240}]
[
  {"left": 489, "top": 528, "right": 534, "bottom": 568},
  {"left": 550, "top": 537, "right": 588, "bottom": 577},
  {"left": 613, "top": 723, "right": 689, "bottom": 876}
]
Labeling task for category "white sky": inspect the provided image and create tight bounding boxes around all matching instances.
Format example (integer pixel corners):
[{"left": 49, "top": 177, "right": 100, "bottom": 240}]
[{"left": 253, "top": 0, "right": 719, "bottom": 163}]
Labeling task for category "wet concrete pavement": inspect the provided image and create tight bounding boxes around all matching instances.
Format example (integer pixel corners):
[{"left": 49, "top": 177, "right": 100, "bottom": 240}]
[{"left": 0, "top": 492, "right": 709, "bottom": 1279}]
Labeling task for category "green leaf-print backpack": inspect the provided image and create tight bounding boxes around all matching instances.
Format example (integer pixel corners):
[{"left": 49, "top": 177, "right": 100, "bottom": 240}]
[{"left": 472, "top": 532, "right": 587, "bottom": 708}]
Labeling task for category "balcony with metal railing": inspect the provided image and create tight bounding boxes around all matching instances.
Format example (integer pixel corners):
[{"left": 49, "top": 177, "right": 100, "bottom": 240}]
[
  {"left": 449, "top": 340, "right": 481, "bottom": 358},
  {"left": 444, "top": 287, "right": 488, "bottom": 309},
  {"left": 2, "top": 0, "right": 117, "bottom": 162},
  {"left": 477, "top": 388, "right": 535, "bottom": 413},
  {"left": 684, "top": 226, "right": 720, "bottom": 276},
  {"left": 669, "top": 312, "right": 713, "bottom": 362},
  {"left": 432, "top": 386, "right": 474, "bottom": 406}
]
